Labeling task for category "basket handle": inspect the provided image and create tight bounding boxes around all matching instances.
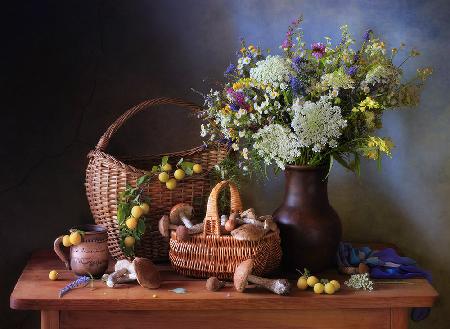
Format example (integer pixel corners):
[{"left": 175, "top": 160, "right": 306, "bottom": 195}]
[
  {"left": 203, "top": 180, "right": 243, "bottom": 237},
  {"left": 95, "top": 97, "right": 203, "bottom": 152}
]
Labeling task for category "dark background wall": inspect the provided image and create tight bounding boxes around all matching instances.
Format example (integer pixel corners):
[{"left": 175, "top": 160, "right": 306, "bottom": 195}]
[{"left": 1, "top": 1, "right": 449, "bottom": 328}]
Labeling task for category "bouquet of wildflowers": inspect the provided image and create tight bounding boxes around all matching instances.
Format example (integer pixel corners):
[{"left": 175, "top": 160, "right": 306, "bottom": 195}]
[{"left": 199, "top": 17, "right": 432, "bottom": 174}]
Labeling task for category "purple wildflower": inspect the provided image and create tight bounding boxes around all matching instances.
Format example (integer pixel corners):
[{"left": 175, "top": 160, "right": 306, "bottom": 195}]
[
  {"left": 227, "top": 88, "right": 250, "bottom": 111},
  {"left": 346, "top": 66, "right": 358, "bottom": 76},
  {"left": 292, "top": 56, "right": 307, "bottom": 74},
  {"left": 353, "top": 54, "right": 359, "bottom": 63},
  {"left": 59, "top": 276, "right": 91, "bottom": 298},
  {"left": 281, "top": 38, "right": 293, "bottom": 49},
  {"left": 311, "top": 42, "right": 326, "bottom": 59},
  {"left": 290, "top": 76, "right": 303, "bottom": 95},
  {"left": 229, "top": 103, "right": 239, "bottom": 112},
  {"left": 363, "top": 29, "right": 373, "bottom": 41},
  {"left": 224, "top": 63, "right": 236, "bottom": 76}
]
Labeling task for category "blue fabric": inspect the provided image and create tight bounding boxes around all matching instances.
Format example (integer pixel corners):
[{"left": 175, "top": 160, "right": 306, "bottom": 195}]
[{"left": 337, "top": 242, "right": 433, "bottom": 322}]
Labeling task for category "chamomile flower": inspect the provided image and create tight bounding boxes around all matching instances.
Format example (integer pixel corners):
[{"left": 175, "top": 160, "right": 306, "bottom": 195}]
[
  {"left": 242, "top": 57, "right": 251, "bottom": 65},
  {"left": 242, "top": 147, "right": 249, "bottom": 159}
]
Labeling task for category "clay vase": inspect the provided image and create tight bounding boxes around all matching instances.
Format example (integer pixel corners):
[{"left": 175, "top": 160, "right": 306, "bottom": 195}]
[
  {"left": 273, "top": 166, "right": 342, "bottom": 273},
  {"left": 54, "top": 224, "right": 109, "bottom": 278}
]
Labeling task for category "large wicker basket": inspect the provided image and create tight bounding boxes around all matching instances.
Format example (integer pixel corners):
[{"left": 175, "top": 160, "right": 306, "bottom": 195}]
[
  {"left": 169, "top": 180, "right": 282, "bottom": 279},
  {"left": 85, "top": 98, "right": 229, "bottom": 262}
]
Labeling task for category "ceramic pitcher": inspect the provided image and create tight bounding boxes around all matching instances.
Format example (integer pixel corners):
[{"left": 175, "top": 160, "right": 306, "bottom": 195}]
[{"left": 54, "top": 224, "right": 109, "bottom": 278}]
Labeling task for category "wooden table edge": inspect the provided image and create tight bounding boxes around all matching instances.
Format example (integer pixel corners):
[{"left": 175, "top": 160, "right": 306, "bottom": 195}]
[{"left": 10, "top": 294, "right": 438, "bottom": 311}]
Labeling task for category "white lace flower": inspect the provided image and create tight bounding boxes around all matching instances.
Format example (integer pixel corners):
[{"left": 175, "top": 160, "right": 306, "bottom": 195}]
[
  {"left": 250, "top": 55, "right": 294, "bottom": 87},
  {"left": 291, "top": 96, "right": 347, "bottom": 152},
  {"left": 364, "top": 64, "right": 400, "bottom": 86},
  {"left": 253, "top": 124, "right": 301, "bottom": 170}
]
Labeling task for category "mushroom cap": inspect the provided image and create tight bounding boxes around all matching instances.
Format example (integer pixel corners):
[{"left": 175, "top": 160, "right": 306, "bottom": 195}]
[
  {"left": 176, "top": 225, "right": 190, "bottom": 242},
  {"left": 206, "top": 277, "right": 224, "bottom": 291},
  {"left": 234, "top": 259, "right": 254, "bottom": 292},
  {"left": 169, "top": 203, "right": 194, "bottom": 224},
  {"left": 224, "top": 219, "right": 237, "bottom": 232},
  {"left": 241, "top": 208, "right": 256, "bottom": 220},
  {"left": 231, "top": 224, "right": 265, "bottom": 241},
  {"left": 158, "top": 215, "right": 170, "bottom": 237},
  {"left": 133, "top": 257, "right": 161, "bottom": 289}
]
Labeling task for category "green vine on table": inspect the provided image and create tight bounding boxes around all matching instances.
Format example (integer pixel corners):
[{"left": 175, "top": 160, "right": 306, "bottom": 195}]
[{"left": 117, "top": 156, "right": 203, "bottom": 257}]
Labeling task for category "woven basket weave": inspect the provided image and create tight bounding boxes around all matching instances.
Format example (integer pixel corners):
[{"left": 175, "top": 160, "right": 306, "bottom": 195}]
[
  {"left": 169, "top": 180, "right": 282, "bottom": 279},
  {"left": 85, "top": 98, "right": 228, "bottom": 262}
]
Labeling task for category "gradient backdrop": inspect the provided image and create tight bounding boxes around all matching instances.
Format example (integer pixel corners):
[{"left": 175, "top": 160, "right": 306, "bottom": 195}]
[{"left": 1, "top": 1, "right": 449, "bottom": 328}]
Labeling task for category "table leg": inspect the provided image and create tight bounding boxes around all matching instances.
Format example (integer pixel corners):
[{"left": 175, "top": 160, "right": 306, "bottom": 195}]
[
  {"left": 391, "top": 308, "right": 408, "bottom": 329},
  {"left": 41, "top": 310, "right": 60, "bottom": 329}
]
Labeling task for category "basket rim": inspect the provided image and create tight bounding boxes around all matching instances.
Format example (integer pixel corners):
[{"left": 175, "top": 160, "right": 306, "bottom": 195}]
[
  {"left": 87, "top": 142, "right": 228, "bottom": 174},
  {"left": 170, "top": 230, "right": 279, "bottom": 242}
]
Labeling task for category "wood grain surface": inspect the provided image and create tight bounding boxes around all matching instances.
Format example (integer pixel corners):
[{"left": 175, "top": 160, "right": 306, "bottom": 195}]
[{"left": 10, "top": 250, "right": 438, "bottom": 311}]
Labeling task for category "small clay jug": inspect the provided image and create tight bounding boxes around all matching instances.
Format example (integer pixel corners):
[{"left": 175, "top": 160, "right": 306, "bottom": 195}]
[
  {"left": 54, "top": 224, "right": 109, "bottom": 278},
  {"left": 273, "top": 166, "right": 342, "bottom": 273}
]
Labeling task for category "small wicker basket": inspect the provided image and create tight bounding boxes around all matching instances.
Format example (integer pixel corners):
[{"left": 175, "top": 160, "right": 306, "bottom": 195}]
[
  {"left": 85, "top": 98, "right": 229, "bottom": 262},
  {"left": 169, "top": 180, "right": 282, "bottom": 279}
]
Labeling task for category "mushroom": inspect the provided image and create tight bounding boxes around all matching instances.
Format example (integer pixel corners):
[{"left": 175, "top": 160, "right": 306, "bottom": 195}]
[
  {"left": 106, "top": 259, "right": 137, "bottom": 288},
  {"left": 260, "top": 216, "right": 278, "bottom": 232},
  {"left": 106, "top": 258, "right": 161, "bottom": 289},
  {"left": 158, "top": 215, "right": 178, "bottom": 237},
  {"left": 231, "top": 224, "right": 265, "bottom": 241},
  {"left": 134, "top": 257, "right": 161, "bottom": 289},
  {"left": 170, "top": 203, "right": 194, "bottom": 228},
  {"left": 224, "top": 218, "right": 237, "bottom": 232},
  {"left": 176, "top": 223, "right": 204, "bottom": 241},
  {"left": 206, "top": 277, "right": 227, "bottom": 291},
  {"left": 240, "top": 208, "right": 257, "bottom": 220},
  {"left": 234, "top": 259, "right": 291, "bottom": 295}
]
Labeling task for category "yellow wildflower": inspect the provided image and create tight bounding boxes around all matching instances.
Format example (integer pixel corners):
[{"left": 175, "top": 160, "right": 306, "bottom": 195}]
[
  {"left": 240, "top": 47, "right": 246, "bottom": 53},
  {"left": 354, "top": 97, "right": 380, "bottom": 112},
  {"left": 222, "top": 105, "right": 232, "bottom": 114}
]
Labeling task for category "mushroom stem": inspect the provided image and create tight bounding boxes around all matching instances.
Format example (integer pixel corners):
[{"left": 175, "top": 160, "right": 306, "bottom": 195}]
[
  {"left": 220, "top": 215, "right": 228, "bottom": 226},
  {"left": 106, "top": 268, "right": 130, "bottom": 288},
  {"left": 176, "top": 223, "right": 204, "bottom": 241},
  {"left": 180, "top": 213, "right": 194, "bottom": 228},
  {"left": 246, "top": 275, "right": 291, "bottom": 296}
]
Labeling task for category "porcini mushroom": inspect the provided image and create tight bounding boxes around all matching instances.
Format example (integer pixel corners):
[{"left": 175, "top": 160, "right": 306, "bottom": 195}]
[
  {"left": 231, "top": 224, "right": 265, "bottom": 241},
  {"left": 260, "top": 216, "right": 278, "bottom": 233},
  {"left": 134, "top": 257, "right": 161, "bottom": 289},
  {"left": 170, "top": 203, "right": 194, "bottom": 228},
  {"left": 234, "top": 259, "right": 291, "bottom": 295},
  {"left": 176, "top": 223, "right": 204, "bottom": 241},
  {"left": 206, "top": 277, "right": 227, "bottom": 291},
  {"left": 159, "top": 215, "right": 178, "bottom": 237},
  {"left": 240, "top": 208, "right": 257, "bottom": 220},
  {"left": 224, "top": 218, "right": 237, "bottom": 232},
  {"left": 106, "top": 259, "right": 137, "bottom": 288}
]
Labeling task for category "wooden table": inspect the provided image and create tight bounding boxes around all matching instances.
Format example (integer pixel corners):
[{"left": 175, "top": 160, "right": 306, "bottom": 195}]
[{"left": 10, "top": 250, "right": 438, "bottom": 329}]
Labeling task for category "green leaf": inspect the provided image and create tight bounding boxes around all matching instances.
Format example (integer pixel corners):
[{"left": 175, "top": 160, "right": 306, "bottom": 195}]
[
  {"left": 137, "top": 218, "right": 146, "bottom": 235},
  {"left": 176, "top": 158, "right": 184, "bottom": 167},
  {"left": 151, "top": 165, "right": 159, "bottom": 174},
  {"left": 136, "top": 174, "right": 150, "bottom": 187},
  {"left": 161, "top": 156, "right": 169, "bottom": 166},
  {"left": 185, "top": 167, "right": 193, "bottom": 176}
]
